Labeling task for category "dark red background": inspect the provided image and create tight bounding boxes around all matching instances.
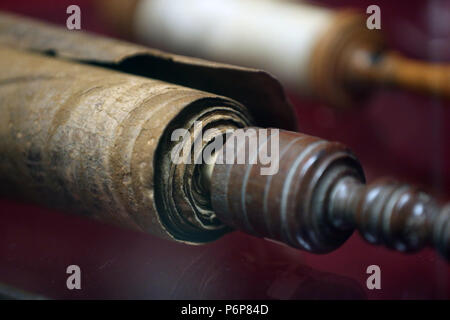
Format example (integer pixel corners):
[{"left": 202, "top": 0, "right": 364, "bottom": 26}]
[{"left": 0, "top": 0, "right": 449, "bottom": 299}]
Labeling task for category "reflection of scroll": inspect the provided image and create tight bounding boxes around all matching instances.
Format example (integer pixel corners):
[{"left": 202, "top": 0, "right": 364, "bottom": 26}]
[
  {"left": 0, "top": 201, "right": 365, "bottom": 299},
  {"left": 0, "top": 282, "right": 47, "bottom": 300},
  {"left": 169, "top": 233, "right": 366, "bottom": 299}
]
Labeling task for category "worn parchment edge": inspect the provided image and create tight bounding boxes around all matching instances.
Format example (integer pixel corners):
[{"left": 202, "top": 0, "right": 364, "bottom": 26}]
[{"left": 0, "top": 11, "right": 298, "bottom": 131}]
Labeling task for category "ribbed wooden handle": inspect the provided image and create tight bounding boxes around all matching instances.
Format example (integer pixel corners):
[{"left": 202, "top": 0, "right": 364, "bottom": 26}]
[
  {"left": 209, "top": 129, "right": 450, "bottom": 259},
  {"left": 332, "top": 178, "right": 450, "bottom": 259}
]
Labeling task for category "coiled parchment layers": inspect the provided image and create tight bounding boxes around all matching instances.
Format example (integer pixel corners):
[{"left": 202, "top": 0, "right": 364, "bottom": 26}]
[{"left": 0, "top": 47, "right": 250, "bottom": 243}]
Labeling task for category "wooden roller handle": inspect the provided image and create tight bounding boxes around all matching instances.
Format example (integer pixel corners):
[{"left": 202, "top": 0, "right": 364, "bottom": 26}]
[{"left": 349, "top": 49, "right": 450, "bottom": 100}]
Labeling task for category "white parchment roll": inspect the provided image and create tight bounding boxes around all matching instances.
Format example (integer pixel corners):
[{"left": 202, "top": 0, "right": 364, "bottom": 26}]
[{"left": 134, "top": 0, "right": 336, "bottom": 92}]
